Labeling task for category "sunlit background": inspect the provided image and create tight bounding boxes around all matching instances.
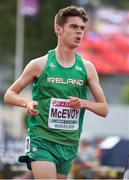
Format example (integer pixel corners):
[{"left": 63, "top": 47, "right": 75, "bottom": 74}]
[{"left": 0, "top": 0, "right": 129, "bottom": 179}]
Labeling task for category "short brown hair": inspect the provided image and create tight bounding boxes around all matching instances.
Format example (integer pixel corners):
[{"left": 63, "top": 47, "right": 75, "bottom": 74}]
[{"left": 55, "top": 6, "right": 88, "bottom": 26}]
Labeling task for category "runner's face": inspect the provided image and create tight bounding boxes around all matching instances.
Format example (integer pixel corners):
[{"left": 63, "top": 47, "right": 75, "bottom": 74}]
[{"left": 57, "top": 16, "right": 86, "bottom": 48}]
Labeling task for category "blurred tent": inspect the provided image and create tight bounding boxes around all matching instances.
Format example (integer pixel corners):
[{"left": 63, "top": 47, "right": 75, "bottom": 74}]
[{"left": 99, "top": 136, "right": 129, "bottom": 167}]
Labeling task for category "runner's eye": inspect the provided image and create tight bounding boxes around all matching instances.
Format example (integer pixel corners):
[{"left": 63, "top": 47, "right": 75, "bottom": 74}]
[
  {"left": 71, "top": 24, "right": 78, "bottom": 29},
  {"left": 80, "top": 26, "right": 85, "bottom": 31}
]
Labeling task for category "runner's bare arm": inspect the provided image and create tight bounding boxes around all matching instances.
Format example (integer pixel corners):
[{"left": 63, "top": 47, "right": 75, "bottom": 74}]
[
  {"left": 4, "top": 55, "right": 47, "bottom": 115},
  {"left": 69, "top": 60, "right": 108, "bottom": 117}
]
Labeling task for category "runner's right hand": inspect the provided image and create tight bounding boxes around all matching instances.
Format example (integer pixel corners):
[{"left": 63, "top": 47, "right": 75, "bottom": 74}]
[{"left": 27, "top": 100, "right": 39, "bottom": 115}]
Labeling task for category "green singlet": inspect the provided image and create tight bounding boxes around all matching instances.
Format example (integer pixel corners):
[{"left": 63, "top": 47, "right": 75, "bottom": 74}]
[{"left": 28, "top": 49, "right": 88, "bottom": 146}]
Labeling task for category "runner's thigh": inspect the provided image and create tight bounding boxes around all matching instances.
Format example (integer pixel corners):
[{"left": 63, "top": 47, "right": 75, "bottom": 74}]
[
  {"left": 31, "top": 160, "right": 57, "bottom": 179},
  {"left": 57, "top": 173, "right": 66, "bottom": 179}
]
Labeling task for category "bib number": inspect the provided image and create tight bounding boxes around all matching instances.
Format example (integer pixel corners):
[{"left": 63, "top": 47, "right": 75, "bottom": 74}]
[{"left": 48, "top": 98, "right": 80, "bottom": 130}]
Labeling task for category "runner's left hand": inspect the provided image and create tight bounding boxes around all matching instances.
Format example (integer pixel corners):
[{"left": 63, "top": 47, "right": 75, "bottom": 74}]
[{"left": 68, "top": 96, "right": 84, "bottom": 109}]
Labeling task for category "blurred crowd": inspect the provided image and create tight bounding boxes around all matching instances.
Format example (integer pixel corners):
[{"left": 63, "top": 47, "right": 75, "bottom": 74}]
[
  {"left": 70, "top": 137, "right": 127, "bottom": 179},
  {"left": 71, "top": 138, "right": 102, "bottom": 179},
  {"left": 78, "top": 7, "right": 129, "bottom": 74}
]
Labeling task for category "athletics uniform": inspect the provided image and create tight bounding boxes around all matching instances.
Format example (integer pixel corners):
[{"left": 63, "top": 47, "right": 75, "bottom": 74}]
[{"left": 19, "top": 49, "right": 88, "bottom": 175}]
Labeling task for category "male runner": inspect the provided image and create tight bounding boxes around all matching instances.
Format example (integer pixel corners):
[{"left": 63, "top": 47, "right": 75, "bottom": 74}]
[{"left": 4, "top": 6, "right": 108, "bottom": 179}]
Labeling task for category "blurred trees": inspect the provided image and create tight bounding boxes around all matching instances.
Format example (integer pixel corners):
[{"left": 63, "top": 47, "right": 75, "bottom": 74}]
[
  {"left": 0, "top": 0, "right": 73, "bottom": 68},
  {"left": 122, "top": 84, "right": 129, "bottom": 104},
  {"left": 100, "top": 0, "right": 129, "bottom": 9},
  {"left": 0, "top": 1, "right": 16, "bottom": 64}
]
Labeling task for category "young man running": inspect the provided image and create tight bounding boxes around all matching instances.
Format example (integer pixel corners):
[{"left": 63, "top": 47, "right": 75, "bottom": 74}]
[{"left": 4, "top": 6, "right": 108, "bottom": 179}]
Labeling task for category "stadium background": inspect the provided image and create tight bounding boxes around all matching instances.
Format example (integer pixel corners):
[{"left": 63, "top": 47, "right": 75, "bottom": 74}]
[{"left": 0, "top": 0, "right": 129, "bottom": 179}]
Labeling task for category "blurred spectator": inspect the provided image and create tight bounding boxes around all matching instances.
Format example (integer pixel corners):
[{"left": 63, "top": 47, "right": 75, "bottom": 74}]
[
  {"left": 71, "top": 138, "right": 102, "bottom": 179},
  {"left": 13, "top": 171, "right": 33, "bottom": 179}
]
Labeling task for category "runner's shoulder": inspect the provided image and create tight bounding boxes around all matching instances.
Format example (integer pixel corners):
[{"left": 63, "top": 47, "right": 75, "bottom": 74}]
[
  {"left": 31, "top": 54, "right": 48, "bottom": 68},
  {"left": 82, "top": 58, "right": 94, "bottom": 68},
  {"left": 28, "top": 54, "right": 48, "bottom": 77},
  {"left": 81, "top": 58, "right": 97, "bottom": 79}
]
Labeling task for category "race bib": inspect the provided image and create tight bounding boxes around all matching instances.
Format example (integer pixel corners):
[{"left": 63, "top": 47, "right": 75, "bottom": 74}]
[{"left": 48, "top": 98, "right": 80, "bottom": 130}]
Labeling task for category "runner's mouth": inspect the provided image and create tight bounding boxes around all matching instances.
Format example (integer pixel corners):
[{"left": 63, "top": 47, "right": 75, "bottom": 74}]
[{"left": 76, "top": 37, "right": 81, "bottom": 41}]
